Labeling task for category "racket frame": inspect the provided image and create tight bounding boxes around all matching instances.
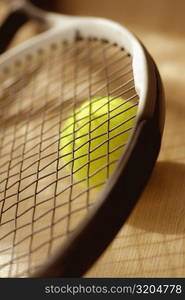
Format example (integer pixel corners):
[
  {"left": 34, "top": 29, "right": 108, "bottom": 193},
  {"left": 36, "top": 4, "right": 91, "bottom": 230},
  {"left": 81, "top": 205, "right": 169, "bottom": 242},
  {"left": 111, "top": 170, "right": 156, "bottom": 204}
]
[{"left": 0, "top": 5, "right": 165, "bottom": 277}]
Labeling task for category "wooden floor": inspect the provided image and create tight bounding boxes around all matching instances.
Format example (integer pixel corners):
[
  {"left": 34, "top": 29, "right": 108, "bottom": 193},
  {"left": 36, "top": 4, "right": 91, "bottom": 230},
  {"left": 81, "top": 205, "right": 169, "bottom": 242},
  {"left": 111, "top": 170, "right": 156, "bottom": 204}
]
[{"left": 0, "top": 0, "right": 185, "bottom": 277}]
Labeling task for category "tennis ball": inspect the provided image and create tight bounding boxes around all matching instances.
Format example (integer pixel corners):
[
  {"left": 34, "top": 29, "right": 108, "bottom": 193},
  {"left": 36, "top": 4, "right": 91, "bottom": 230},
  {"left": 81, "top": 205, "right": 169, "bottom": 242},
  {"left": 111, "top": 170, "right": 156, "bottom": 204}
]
[{"left": 60, "top": 97, "right": 137, "bottom": 187}]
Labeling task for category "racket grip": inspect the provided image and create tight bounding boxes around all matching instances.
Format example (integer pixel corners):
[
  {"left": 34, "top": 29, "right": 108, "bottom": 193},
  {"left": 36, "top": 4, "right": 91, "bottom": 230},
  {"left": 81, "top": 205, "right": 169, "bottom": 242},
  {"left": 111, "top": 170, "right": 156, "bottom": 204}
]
[{"left": 0, "top": 10, "right": 29, "bottom": 54}]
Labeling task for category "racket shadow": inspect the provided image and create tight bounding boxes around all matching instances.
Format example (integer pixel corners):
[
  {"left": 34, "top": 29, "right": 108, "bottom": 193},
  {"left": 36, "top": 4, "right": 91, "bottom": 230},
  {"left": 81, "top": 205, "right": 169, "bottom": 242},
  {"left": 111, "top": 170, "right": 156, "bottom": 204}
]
[{"left": 128, "top": 161, "right": 185, "bottom": 235}]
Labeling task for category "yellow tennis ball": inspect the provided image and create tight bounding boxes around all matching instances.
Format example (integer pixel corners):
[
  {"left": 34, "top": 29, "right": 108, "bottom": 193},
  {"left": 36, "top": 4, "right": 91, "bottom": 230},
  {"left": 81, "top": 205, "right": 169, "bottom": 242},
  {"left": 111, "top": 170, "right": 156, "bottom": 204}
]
[{"left": 60, "top": 97, "right": 137, "bottom": 187}]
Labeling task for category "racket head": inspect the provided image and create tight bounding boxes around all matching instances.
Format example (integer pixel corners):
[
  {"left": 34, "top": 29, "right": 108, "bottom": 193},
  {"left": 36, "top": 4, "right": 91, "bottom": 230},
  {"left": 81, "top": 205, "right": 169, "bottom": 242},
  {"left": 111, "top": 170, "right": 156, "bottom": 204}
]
[{"left": 0, "top": 15, "right": 165, "bottom": 277}]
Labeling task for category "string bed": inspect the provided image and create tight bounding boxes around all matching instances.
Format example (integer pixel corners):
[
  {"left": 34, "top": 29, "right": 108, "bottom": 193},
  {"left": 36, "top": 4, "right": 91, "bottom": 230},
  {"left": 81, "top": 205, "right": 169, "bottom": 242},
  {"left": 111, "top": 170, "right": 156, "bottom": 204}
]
[{"left": 0, "top": 38, "right": 138, "bottom": 277}]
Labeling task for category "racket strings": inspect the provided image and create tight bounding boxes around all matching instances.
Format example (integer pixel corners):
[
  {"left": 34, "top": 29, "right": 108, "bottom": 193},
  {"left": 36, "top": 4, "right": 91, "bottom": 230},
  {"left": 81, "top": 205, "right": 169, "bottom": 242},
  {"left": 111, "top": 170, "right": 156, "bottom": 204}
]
[{"left": 0, "top": 38, "right": 138, "bottom": 277}]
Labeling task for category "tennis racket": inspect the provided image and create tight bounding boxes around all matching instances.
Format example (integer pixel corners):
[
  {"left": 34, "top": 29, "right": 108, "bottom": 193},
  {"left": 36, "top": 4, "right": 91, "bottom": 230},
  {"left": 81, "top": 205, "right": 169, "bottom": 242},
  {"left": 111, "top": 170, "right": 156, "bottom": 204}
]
[{"left": 0, "top": 0, "right": 165, "bottom": 277}]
